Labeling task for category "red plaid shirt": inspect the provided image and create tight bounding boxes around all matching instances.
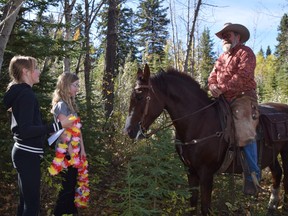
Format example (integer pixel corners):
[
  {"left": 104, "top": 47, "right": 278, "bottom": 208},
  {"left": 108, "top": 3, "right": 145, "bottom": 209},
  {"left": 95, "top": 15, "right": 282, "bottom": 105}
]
[{"left": 208, "top": 43, "right": 257, "bottom": 101}]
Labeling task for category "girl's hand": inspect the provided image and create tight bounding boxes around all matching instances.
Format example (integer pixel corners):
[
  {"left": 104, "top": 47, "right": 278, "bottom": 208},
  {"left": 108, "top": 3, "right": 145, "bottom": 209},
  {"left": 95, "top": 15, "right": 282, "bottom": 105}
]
[{"left": 60, "top": 115, "right": 75, "bottom": 128}]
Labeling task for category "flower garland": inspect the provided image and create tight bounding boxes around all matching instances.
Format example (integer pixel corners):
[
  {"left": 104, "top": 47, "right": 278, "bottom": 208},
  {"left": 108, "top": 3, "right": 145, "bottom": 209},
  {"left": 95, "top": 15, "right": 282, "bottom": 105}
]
[{"left": 48, "top": 116, "right": 90, "bottom": 208}]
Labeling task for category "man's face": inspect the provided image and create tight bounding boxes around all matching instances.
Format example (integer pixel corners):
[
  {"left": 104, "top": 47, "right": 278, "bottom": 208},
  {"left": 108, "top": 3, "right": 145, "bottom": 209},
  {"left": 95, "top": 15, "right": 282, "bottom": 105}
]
[{"left": 221, "top": 31, "right": 240, "bottom": 53}]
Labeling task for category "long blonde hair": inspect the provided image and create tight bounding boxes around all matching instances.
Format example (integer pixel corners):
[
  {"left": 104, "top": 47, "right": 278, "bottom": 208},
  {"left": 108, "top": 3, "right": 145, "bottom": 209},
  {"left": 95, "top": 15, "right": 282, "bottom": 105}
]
[
  {"left": 6, "top": 56, "right": 37, "bottom": 90},
  {"left": 51, "top": 72, "right": 79, "bottom": 113}
]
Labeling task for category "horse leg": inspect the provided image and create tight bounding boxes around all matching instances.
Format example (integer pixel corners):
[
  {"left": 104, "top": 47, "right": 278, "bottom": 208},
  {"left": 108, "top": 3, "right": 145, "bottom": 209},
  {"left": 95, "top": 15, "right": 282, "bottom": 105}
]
[
  {"left": 187, "top": 169, "right": 200, "bottom": 215},
  {"left": 199, "top": 174, "right": 214, "bottom": 216},
  {"left": 268, "top": 159, "right": 282, "bottom": 210},
  {"left": 280, "top": 150, "right": 288, "bottom": 211}
]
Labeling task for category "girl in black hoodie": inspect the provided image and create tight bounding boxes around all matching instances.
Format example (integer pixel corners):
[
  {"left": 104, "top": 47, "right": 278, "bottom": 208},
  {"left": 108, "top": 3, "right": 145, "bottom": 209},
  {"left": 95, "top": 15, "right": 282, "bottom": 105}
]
[{"left": 3, "top": 56, "right": 74, "bottom": 216}]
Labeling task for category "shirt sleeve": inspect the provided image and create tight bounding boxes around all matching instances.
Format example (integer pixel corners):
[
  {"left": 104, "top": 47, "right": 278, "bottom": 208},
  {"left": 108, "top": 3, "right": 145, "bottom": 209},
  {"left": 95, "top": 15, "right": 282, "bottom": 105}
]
[
  {"left": 208, "top": 65, "right": 218, "bottom": 87},
  {"left": 16, "top": 90, "right": 62, "bottom": 139},
  {"left": 53, "top": 101, "right": 71, "bottom": 118}
]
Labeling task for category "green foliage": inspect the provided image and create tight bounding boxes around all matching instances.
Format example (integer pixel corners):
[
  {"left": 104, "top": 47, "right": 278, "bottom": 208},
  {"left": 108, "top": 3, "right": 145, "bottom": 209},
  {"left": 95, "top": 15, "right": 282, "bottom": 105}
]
[
  {"left": 196, "top": 28, "right": 216, "bottom": 90},
  {"left": 111, "top": 129, "right": 190, "bottom": 215},
  {"left": 275, "top": 13, "right": 288, "bottom": 63},
  {"left": 117, "top": 7, "right": 139, "bottom": 67},
  {"left": 274, "top": 13, "right": 288, "bottom": 99},
  {"left": 40, "top": 154, "right": 63, "bottom": 214},
  {"left": 255, "top": 52, "right": 283, "bottom": 103},
  {"left": 97, "top": 4, "right": 138, "bottom": 70},
  {"left": 6, "top": 16, "right": 82, "bottom": 63}
]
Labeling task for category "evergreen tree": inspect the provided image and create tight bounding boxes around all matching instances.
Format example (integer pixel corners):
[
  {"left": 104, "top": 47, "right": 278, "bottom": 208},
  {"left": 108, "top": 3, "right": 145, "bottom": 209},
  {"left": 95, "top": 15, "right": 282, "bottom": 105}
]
[
  {"left": 5, "top": 0, "right": 64, "bottom": 59},
  {"left": 259, "top": 47, "right": 264, "bottom": 57},
  {"left": 275, "top": 13, "right": 288, "bottom": 64},
  {"left": 117, "top": 7, "right": 138, "bottom": 67},
  {"left": 136, "top": 0, "right": 170, "bottom": 65},
  {"left": 196, "top": 27, "right": 216, "bottom": 90},
  {"left": 94, "top": 4, "right": 109, "bottom": 57},
  {"left": 274, "top": 13, "right": 288, "bottom": 101},
  {"left": 266, "top": 46, "right": 272, "bottom": 57},
  {"left": 96, "top": 4, "right": 138, "bottom": 69}
]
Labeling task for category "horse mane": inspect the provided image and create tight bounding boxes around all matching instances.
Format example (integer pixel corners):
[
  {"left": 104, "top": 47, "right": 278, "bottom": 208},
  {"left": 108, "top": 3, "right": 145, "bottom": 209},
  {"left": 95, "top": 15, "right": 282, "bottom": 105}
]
[{"left": 151, "top": 67, "right": 210, "bottom": 101}]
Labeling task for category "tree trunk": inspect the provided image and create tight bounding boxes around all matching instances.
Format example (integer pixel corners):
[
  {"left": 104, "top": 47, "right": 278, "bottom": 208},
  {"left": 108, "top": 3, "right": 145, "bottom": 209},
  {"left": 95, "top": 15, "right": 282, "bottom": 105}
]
[
  {"left": 169, "top": 0, "right": 179, "bottom": 70},
  {"left": 183, "top": 0, "right": 202, "bottom": 73},
  {"left": 84, "top": 0, "right": 92, "bottom": 119},
  {"left": 63, "top": 0, "right": 76, "bottom": 73},
  {"left": 0, "top": 0, "right": 25, "bottom": 77},
  {"left": 82, "top": 0, "right": 104, "bottom": 123},
  {"left": 102, "top": 0, "right": 119, "bottom": 119}
]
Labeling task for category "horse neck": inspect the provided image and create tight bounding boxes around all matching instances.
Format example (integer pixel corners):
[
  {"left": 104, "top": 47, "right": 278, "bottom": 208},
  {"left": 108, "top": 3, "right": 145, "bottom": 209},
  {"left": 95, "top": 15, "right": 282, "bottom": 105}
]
[
  {"left": 156, "top": 86, "right": 216, "bottom": 140},
  {"left": 162, "top": 89, "right": 212, "bottom": 122},
  {"left": 150, "top": 74, "right": 220, "bottom": 141}
]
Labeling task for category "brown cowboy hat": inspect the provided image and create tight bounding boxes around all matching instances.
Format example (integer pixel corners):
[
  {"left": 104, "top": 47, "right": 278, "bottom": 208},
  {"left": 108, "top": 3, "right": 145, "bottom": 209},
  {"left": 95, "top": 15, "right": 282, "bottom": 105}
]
[{"left": 215, "top": 23, "right": 250, "bottom": 43}]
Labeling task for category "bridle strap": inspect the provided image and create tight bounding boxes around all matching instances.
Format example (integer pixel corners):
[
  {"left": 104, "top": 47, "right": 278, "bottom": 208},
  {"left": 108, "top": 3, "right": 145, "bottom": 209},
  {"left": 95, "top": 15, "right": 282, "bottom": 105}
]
[
  {"left": 135, "top": 82, "right": 153, "bottom": 126},
  {"left": 141, "top": 102, "right": 219, "bottom": 139},
  {"left": 136, "top": 82, "right": 174, "bottom": 138},
  {"left": 141, "top": 95, "right": 151, "bottom": 124}
]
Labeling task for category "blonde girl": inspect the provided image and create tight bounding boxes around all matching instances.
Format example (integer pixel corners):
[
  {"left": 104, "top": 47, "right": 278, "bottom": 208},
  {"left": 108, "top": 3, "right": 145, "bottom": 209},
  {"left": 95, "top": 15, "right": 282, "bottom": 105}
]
[{"left": 51, "top": 72, "right": 86, "bottom": 215}]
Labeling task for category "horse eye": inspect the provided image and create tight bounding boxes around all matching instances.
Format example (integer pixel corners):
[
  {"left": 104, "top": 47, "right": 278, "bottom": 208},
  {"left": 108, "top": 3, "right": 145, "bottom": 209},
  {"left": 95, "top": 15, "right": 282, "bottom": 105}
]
[
  {"left": 133, "top": 89, "right": 144, "bottom": 101},
  {"left": 135, "top": 93, "right": 143, "bottom": 101}
]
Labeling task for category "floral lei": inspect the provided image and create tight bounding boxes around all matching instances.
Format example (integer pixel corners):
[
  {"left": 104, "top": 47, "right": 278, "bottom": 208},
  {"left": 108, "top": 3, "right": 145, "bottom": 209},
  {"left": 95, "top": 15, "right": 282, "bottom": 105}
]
[{"left": 48, "top": 116, "right": 89, "bottom": 208}]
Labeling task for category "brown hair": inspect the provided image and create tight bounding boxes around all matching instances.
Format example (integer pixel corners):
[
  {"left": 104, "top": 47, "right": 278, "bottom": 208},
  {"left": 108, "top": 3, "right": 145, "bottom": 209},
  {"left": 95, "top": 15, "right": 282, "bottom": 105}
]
[
  {"left": 6, "top": 56, "right": 37, "bottom": 90},
  {"left": 51, "top": 72, "right": 79, "bottom": 113}
]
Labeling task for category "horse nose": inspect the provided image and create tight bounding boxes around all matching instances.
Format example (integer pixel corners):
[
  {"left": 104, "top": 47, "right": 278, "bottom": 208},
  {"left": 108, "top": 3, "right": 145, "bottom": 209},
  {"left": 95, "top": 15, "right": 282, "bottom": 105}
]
[{"left": 123, "top": 125, "right": 140, "bottom": 139}]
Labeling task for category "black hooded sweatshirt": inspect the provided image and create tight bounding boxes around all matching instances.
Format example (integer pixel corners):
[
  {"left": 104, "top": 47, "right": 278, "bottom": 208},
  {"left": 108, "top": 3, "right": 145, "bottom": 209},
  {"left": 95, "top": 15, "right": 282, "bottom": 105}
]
[{"left": 3, "top": 83, "right": 62, "bottom": 154}]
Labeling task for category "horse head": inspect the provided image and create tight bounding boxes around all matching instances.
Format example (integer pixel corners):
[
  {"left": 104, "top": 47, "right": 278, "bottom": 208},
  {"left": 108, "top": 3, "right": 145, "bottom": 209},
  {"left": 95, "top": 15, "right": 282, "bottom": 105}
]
[{"left": 124, "top": 64, "right": 165, "bottom": 139}]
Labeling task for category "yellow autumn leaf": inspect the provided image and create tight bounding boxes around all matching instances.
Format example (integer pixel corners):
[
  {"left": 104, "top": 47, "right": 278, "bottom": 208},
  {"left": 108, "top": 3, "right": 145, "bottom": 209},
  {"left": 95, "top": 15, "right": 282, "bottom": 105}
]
[{"left": 73, "top": 28, "right": 80, "bottom": 41}]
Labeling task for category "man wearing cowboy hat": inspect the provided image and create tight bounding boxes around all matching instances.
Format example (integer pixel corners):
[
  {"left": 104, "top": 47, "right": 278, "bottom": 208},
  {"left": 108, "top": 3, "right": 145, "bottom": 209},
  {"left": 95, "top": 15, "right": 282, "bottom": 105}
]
[{"left": 208, "top": 23, "right": 261, "bottom": 195}]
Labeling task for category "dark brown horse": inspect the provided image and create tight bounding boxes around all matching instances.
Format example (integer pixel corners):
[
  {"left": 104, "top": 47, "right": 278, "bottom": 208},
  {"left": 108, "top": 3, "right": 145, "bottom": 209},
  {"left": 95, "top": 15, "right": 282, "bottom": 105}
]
[{"left": 124, "top": 64, "right": 288, "bottom": 215}]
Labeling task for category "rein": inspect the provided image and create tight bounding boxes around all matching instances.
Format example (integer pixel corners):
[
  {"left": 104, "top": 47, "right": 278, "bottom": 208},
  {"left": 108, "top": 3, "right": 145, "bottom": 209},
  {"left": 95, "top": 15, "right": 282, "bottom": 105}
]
[{"left": 135, "top": 82, "right": 222, "bottom": 143}]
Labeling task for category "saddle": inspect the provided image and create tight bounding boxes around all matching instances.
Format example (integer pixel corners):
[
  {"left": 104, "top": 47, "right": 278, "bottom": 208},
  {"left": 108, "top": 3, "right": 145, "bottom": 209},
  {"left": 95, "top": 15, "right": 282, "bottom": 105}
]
[
  {"left": 216, "top": 99, "right": 288, "bottom": 174},
  {"left": 259, "top": 106, "right": 288, "bottom": 143},
  {"left": 218, "top": 98, "right": 288, "bottom": 145}
]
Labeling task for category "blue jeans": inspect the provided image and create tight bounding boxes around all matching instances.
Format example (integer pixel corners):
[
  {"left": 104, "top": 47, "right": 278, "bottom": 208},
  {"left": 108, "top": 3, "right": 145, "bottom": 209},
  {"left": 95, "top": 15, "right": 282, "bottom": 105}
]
[{"left": 243, "top": 140, "right": 260, "bottom": 181}]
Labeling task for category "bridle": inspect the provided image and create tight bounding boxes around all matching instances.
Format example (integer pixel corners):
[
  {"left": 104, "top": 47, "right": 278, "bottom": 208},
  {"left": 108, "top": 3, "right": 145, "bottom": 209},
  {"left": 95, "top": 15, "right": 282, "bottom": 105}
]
[
  {"left": 134, "top": 81, "right": 222, "bottom": 143},
  {"left": 134, "top": 82, "right": 156, "bottom": 138}
]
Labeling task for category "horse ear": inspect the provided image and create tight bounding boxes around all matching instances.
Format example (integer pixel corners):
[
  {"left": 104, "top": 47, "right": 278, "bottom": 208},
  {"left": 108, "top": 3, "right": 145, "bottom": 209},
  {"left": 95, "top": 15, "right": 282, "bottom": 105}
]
[
  {"left": 137, "top": 68, "right": 143, "bottom": 80},
  {"left": 143, "top": 64, "right": 150, "bottom": 81}
]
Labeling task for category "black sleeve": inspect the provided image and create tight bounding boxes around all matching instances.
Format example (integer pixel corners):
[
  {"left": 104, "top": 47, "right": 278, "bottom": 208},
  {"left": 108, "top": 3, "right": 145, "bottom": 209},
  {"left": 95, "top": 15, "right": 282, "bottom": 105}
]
[{"left": 16, "top": 90, "right": 62, "bottom": 139}]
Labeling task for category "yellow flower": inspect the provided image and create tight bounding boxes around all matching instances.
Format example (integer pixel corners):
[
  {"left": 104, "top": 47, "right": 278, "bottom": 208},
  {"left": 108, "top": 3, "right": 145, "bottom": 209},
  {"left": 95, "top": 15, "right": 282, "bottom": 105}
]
[
  {"left": 58, "top": 143, "right": 68, "bottom": 149},
  {"left": 71, "top": 140, "right": 78, "bottom": 146},
  {"left": 48, "top": 166, "right": 58, "bottom": 175},
  {"left": 82, "top": 191, "right": 89, "bottom": 196},
  {"left": 54, "top": 157, "right": 63, "bottom": 163}
]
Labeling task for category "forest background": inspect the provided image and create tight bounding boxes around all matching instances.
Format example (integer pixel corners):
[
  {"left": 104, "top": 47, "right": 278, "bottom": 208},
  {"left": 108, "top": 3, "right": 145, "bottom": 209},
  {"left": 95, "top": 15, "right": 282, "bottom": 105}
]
[{"left": 0, "top": 0, "right": 288, "bottom": 215}]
